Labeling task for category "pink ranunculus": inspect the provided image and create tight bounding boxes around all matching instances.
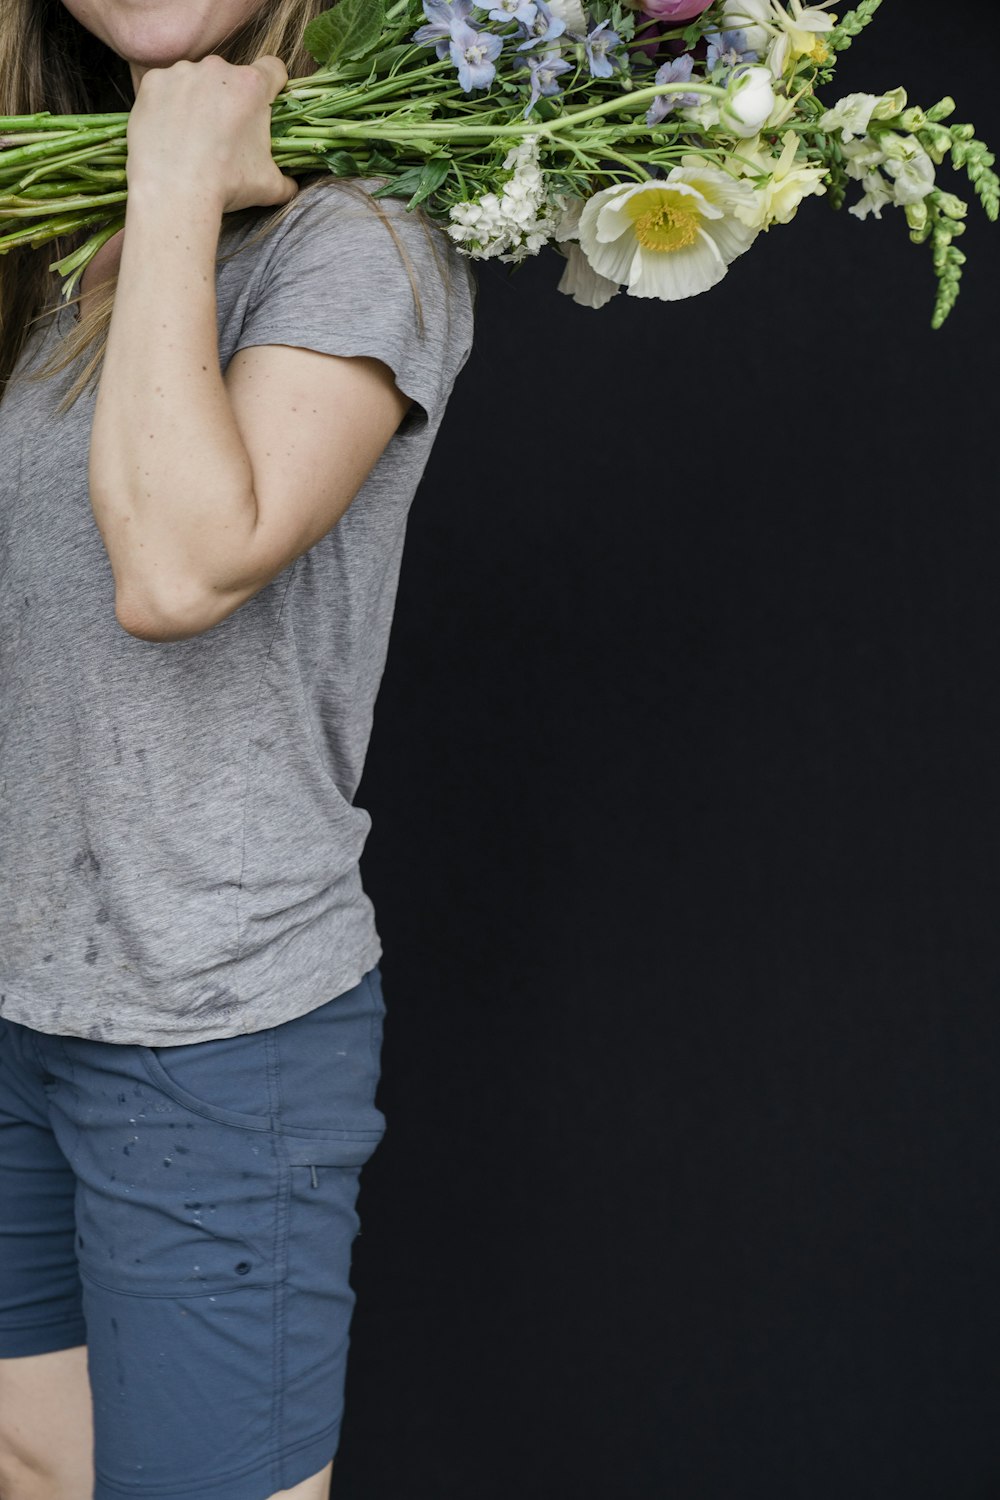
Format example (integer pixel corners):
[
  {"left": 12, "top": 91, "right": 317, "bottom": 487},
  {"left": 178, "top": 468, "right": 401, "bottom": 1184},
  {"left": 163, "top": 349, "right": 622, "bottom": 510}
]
[{"left": 638, "top": 0, "right": 713, "bottom": 19}]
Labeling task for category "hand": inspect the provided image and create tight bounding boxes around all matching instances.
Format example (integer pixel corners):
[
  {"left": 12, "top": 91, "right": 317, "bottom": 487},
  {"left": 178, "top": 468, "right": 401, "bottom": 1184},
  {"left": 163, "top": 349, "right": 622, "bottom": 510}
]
[{"left": 126, "top": 54, "right": 299, "bottom": 215}]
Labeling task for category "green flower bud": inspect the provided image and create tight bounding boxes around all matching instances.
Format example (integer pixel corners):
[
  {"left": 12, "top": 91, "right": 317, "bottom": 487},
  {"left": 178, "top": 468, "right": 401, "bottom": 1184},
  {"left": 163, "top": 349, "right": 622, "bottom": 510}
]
[
  {"left": 932, "top": 190, "right": 968, "bottom": 218},
  {"left": 918, "top": 124, "right": 954, "bottom": 163},
  {"left": 872, "top": 87, "right": 907, "bottom": 121},
  {"left": 905, "top": 200, "right": 929, "bottom": 232},
  {"left": 899, "top": 107, "right": 927, "bottom": 132}
]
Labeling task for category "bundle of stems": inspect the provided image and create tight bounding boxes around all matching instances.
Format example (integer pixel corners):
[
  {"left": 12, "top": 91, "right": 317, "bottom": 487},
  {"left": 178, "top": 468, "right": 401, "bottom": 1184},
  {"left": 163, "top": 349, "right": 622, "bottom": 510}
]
[{"left": 0, "top": 0, "right": 996, "bottom": 323}]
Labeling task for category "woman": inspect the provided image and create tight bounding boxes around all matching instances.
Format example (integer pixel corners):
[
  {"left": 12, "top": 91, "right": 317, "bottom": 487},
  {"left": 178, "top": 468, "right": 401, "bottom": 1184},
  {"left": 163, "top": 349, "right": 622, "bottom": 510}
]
[{"left": 0, "top": 1, "right": 476, "bottom": 1495}]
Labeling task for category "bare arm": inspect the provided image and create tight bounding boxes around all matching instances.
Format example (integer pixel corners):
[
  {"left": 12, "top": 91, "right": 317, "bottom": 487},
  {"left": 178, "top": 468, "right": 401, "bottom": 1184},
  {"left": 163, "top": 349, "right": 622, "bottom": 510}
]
[{"left": 89, "top": 55, "right": 411, "bottom": 643}]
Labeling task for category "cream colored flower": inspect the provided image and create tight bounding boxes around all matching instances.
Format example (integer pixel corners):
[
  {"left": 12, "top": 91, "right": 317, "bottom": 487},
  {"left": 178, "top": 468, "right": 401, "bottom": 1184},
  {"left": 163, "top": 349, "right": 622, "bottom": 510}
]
[
  {"left": 553, "top": 194, "right": 621, "bottom": 307},
  {"left": 556, "top": 242, "right": 622, "bottom": 307},
  {"left": 723, "top": 0, "right": 837, "bottom": 79},
  {"left": 576, "top": 166, "right": 759, "bottom": 301},
  {"left": 544, "top": 0, "right": 588, "bottom": 33},
  {"left": 726, "top": 129, "right": 829, "bottom": 229}
]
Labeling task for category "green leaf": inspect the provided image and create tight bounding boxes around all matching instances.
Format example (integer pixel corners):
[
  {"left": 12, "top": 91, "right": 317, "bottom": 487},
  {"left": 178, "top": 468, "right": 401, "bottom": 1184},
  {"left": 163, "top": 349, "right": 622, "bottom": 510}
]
[
  {"left": 322, "top": 150, "right": 364, "bottom": 175},
  {"left": 408, "top": 155, "right": 452, "bottom": 208},
  {"left": 369, "top": 165, "right": 424, "bottom": 198},
  {"left": 303, "top": 0, "right": 387, "bottom": 66},
  {"left": 366, "top": 147, "right": 399, "bottom": 175}
]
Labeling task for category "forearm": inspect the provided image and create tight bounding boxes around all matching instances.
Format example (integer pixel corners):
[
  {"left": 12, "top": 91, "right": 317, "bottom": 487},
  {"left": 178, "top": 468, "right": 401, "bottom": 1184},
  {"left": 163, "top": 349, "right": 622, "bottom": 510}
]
[{"left": 89, "top": 181, "right": 257, "bottom": 632}]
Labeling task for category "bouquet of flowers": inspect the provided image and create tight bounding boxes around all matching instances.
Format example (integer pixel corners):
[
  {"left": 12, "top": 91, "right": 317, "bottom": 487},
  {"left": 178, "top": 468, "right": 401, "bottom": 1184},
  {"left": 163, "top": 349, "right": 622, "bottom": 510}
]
[{"left": 0, "top": 0, "right": 995, "bottom": 325}]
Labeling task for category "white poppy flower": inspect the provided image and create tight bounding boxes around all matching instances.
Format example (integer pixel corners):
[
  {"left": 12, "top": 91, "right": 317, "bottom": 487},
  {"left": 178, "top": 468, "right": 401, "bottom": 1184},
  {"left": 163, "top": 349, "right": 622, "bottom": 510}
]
[
  {"left": 576, "top": 167, "right": 759, "bottom": 301},
  {"left": 556, "top": 242, "right": 622, "bottom": 307}
]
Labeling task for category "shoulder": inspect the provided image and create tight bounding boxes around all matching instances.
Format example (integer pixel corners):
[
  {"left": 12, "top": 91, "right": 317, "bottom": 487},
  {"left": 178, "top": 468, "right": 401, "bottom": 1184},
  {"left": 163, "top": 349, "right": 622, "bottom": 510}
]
[{"left": 242, "top": 176, "right": 476, "bottom": 306}]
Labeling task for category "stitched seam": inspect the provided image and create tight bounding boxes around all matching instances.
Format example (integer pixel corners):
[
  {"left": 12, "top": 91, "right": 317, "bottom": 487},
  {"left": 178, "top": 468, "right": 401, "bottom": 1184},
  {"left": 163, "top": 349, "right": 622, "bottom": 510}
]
[{"left": 233, "top": 564, "right": 299, "bottom": 974}]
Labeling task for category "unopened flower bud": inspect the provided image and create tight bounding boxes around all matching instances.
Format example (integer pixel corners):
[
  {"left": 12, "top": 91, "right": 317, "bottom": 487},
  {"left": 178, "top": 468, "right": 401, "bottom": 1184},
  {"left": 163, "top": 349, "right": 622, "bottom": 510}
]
[
  {"left": 872, "top": 86, "right": 907, "bottom": 121},
  {"left": 721, "top": 65, "right": 775, "bottom": 138},
  {"left": 904, "top": 200, "right": 928, "bottom": 233},
  {"left": 933, "top": 190, "right": 968, "bottom": 219}
]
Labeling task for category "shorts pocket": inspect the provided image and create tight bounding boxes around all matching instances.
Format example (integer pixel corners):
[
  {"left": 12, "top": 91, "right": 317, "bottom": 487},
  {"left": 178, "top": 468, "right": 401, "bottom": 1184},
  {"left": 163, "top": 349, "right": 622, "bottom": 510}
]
[{"left": 134, "top": 966, "right": 387, "bottom": 1140}]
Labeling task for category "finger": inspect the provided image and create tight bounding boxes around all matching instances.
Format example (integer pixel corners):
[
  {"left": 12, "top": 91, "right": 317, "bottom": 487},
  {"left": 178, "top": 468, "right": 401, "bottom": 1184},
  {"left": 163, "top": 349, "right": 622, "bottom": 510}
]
[
  {"left": 249, "top": 54, "right": 289, "bottom": 102},
  {"left": 274, "top": 172, "right": 300, "bottom": 206}
]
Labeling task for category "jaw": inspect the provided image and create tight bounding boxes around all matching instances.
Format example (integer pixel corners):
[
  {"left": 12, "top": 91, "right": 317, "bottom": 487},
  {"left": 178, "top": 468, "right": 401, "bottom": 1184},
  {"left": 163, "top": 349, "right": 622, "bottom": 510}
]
[{"left": 59, "top": 0, "right": 261, "bottom": 78}]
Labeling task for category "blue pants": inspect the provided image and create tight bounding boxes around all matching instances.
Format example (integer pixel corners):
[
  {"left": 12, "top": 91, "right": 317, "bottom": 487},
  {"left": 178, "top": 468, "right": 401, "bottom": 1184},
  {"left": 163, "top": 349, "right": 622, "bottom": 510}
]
[{"left": 0, "top": 965, "right": 387, "bottom": 1499}]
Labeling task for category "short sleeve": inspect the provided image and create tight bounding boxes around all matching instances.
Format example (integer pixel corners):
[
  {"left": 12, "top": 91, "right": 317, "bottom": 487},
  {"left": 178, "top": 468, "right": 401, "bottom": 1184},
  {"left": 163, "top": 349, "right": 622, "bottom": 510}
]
[{"left": 233, "top": 177, "right": 477, "bottom": 437}]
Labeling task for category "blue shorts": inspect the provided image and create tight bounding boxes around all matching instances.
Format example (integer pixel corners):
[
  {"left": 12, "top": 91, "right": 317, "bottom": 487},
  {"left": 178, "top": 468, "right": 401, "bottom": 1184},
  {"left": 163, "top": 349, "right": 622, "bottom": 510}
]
[{"left": 0, "top": 965, "right": 387, "bottom": 1500}]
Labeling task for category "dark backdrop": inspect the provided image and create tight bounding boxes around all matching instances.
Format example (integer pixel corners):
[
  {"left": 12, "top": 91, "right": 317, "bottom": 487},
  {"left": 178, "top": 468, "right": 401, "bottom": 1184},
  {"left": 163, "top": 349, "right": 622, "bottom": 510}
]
[{"left": 340, "top": 3, "right": 1000, "bottom": 1494}]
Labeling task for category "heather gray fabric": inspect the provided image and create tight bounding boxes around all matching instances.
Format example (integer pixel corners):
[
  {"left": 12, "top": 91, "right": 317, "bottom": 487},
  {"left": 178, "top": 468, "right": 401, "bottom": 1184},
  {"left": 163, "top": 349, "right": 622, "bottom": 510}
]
[{"left": 0, "top": 178, "right": 476, "bottom": 1045}]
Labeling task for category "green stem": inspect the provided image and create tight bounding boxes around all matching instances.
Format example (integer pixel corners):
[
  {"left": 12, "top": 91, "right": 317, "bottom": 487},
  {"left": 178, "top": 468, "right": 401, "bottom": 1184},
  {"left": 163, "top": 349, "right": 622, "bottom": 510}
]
[
  {"left": 275, "top": 80, "right": 728, "bottom": 141},
  {"left": 0, "top": 112, "right": 128, "bottom": 131},
  {"left": 0, "top": 189, "right": 127, "bottom": 217}
]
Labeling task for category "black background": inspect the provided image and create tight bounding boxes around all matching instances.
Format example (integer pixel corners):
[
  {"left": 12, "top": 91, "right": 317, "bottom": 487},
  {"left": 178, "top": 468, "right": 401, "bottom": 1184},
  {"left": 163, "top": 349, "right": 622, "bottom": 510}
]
[{"left": 342, "top": 3, "right": 1000, "bottom": 1495}]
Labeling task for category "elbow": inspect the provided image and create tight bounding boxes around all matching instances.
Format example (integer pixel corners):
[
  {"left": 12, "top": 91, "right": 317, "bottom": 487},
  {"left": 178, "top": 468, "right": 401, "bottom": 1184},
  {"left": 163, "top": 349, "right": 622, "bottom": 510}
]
[{"left": 114, "top": 581, "right": 221, "bottom": 643}]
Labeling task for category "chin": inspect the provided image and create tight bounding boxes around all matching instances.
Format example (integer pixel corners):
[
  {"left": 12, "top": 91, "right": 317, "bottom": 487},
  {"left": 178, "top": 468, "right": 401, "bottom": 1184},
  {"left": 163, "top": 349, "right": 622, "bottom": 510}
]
[
  {"left": 61, "top": 2, "right": 257, "bottom": 70},
  {"left": 107, "top": 18, "right": 230, "bottom": 67}
]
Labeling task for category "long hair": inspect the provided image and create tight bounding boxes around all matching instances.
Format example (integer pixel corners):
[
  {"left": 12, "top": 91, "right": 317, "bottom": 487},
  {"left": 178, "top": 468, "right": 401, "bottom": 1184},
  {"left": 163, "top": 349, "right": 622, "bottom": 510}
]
[{"left": 0, "top": 0, "right": 470, "bottom": 408}]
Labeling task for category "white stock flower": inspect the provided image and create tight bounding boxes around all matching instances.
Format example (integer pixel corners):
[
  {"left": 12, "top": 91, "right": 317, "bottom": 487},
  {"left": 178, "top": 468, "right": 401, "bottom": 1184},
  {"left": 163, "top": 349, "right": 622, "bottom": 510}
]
[{"left": 575, "top": 165, "right": 759, "bottom": 301}]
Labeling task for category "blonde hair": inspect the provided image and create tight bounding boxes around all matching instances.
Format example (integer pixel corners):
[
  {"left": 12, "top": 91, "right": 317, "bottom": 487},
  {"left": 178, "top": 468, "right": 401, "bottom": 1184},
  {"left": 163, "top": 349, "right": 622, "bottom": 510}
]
[{"left": 0, "top": 0, "right": 469, "bottom": 409}]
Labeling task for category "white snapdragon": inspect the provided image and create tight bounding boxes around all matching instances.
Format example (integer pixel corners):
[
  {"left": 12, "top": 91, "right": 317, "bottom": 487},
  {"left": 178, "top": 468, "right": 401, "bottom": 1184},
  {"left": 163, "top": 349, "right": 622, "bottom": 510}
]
[
  {"left": 819, "top": 86, "right": 908, "bottom": 142},
  {"left": 446, "top": 136, "right": 562, "bottom": 261},
  {"left": 880, "top": 136, "right": 937, "bottom": 204},
  {"left": 848, "top": 171, "right": 894, "bottom": 221}
]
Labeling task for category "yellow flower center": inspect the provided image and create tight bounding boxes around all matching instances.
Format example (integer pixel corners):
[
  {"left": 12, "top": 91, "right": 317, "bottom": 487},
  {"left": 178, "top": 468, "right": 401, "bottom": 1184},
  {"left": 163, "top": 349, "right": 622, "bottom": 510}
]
[
  {"left": 625, "top": 189, "right": 700, "bottom": 253},
  {"left": 808, "top": 38, "right": 830, "bottom": 64}
]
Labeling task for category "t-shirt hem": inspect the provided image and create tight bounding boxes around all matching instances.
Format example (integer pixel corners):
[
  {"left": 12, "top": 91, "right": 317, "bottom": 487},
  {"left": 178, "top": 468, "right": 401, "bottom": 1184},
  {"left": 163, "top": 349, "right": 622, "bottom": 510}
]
[{"left": 0, "top": 931, "right": 384, "bottom": 1047}]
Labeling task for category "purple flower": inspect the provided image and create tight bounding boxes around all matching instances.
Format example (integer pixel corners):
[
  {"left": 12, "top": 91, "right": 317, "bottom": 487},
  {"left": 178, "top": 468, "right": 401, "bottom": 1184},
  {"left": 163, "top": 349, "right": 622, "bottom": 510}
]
[
  {"left": 486, "top": 0, "right": 538, "bottom": 25},
  {"left": 645, "top": 52, "right": 703, "bottom": 127},
  {"left": 518, "top": 47, "right": 572, "bottom": 116},
  {"left": 705, "top": 26, "right": 759, "bottom": 72},
  {"left": 516, "top": 0, "right": 566, "bottom": 52},
  {"left": 584, "top": 18, "right": 623, "bottom": 79},
  {"left": 412, "top": 0, "right": 477, "bottom": 59},
  {"left": 449, "top": 20, "right": 505, "bottom": 90}
]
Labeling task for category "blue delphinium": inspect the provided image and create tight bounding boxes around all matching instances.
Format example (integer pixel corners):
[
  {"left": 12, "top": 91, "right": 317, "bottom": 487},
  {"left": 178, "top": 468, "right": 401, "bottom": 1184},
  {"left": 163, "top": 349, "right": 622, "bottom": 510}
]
[
  {"left": 411, "top": 0, "right": 477, "bottom": 60},
  {"left": 645, "top": 53, "right": 704, "bottom": 127},
  {"left": 704, "top": 27, "right": 759, "bottom": 73},
  {"left": 584, "top": 19, "right": 623, "bottom": 79},
  {"left": 486, "top": 0, "right": 538, "bottom": 26},
  {"left": 449, "top": 21, "right": 505, "bottom": 90},
  {"left": 516, "top": 0, "right": 566, "bottom": 52},
  {"left": 518, "top": 48, "right": 572, "bottom": 116}
]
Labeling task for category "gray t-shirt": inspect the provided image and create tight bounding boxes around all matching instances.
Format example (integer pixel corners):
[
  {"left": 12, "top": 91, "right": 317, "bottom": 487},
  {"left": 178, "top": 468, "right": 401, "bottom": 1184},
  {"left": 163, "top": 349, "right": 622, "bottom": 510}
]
[{"left": 0, "top": 178, "right": 476, "bottom": 1045}]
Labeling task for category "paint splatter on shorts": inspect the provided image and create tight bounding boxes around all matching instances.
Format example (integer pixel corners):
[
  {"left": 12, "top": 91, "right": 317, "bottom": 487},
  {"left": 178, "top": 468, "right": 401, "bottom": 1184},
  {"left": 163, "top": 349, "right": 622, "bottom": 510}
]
[{"left": 0, "top": 964, "right": 387, "bottom": 1499}]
